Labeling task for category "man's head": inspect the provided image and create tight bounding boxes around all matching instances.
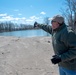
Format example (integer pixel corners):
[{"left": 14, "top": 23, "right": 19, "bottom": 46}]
[{"left": 50, "top": 15, "right": 64, "bottom": 30}]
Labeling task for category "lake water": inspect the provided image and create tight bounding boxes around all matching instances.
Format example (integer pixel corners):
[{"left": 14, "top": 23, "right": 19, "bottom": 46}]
[{"left": 0, "top": 29, "right": 51, "bottom": 37}]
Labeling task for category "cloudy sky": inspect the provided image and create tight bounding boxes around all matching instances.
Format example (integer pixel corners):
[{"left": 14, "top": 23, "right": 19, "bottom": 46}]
[{"left": 0, "top": 0, "right": 65, "bottom": 25}]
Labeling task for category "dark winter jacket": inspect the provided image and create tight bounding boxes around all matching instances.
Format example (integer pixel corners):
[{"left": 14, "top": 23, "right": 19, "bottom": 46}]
[{"left": 38, "top": 24, "right": 76, "bottom": 71}]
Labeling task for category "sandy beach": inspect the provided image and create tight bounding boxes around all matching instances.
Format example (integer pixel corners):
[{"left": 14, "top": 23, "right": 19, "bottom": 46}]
[{"left": 0, "top": 36, "right": 59, "bottom": 75}]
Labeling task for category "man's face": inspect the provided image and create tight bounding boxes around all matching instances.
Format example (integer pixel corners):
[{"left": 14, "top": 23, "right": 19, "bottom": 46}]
[{"left": 51, "top": 21, "right": 60, "bottom": 30}]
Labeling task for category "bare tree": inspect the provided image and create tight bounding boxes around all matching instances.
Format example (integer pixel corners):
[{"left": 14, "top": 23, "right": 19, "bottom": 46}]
[
  {"left": 44, "top": 17, "right": 50, "bottom": 25},
  {"left": 61, "top": 0, "right": 76, "bottom": 32},
  {"left": 44, "top": 17, "right": 50, "bottom": 36},
  {"left": 72, "top": 0, "right": 76, "bottom": 32}
]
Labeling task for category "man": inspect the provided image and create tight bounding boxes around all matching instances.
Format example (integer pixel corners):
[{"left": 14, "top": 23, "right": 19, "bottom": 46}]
[{"left": 34, "top": 15, "right": 76, "bottom": 75}]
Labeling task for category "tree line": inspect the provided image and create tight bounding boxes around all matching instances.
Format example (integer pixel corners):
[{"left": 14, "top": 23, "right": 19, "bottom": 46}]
[{"left": 0, "top": 22, "right": 39, "bottom": 33}]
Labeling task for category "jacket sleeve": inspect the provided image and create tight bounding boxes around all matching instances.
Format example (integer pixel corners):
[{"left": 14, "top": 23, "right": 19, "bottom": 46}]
[
  {"left": 61, "top": 31, "right": 76, "bottom": 62},
  {"left": 38, "top": 24, "right": 52, "bottom": 34}
]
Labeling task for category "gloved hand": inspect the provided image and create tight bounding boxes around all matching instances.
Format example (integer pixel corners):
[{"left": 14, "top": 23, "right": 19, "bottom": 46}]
[
  {"left": 34, "top": 22, "right": 39, "bottom": 28},
  {"left": 51, "top": 55, "right": 61, "bottom": 64}
]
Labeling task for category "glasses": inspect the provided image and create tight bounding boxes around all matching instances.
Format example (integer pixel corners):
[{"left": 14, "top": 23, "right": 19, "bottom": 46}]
[{"left": 51, "top": 21, "right": 57, "bottom": 24}]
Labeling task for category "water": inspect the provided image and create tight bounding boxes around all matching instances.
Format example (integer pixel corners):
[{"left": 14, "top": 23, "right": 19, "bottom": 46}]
[{"left": 0, "top": 29, "right": 51, "bottom": 37}]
